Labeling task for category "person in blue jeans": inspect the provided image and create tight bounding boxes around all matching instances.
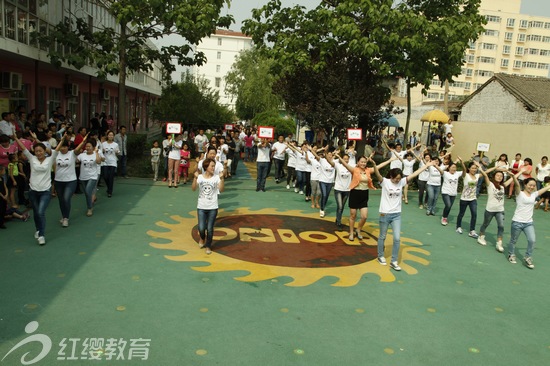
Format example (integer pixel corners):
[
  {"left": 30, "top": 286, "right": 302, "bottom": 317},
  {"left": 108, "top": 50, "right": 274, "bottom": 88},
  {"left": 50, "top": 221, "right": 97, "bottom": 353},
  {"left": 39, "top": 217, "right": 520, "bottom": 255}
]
[
  {"left": 192, "top": 158, "right": 225, "bottom": 255},
  {"left": 507, "top": 175, "right": 550, "bottom": 269},
  {"left": 371, "top": 156, "right": 435, "bottom": 271},
  {"left": 255, "top": 139, "right": 272, "bottom": 192}
]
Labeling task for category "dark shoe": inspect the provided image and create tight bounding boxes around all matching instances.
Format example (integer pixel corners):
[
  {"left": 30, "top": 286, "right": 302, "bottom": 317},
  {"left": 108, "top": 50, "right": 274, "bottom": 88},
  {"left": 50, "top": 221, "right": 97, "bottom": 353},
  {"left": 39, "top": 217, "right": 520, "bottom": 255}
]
[
  {"left": 108, "top": 194, "right": 112, "bottom": 198},
  {"left": 0, "top": 225, "right": 7, "bottom": 229}
]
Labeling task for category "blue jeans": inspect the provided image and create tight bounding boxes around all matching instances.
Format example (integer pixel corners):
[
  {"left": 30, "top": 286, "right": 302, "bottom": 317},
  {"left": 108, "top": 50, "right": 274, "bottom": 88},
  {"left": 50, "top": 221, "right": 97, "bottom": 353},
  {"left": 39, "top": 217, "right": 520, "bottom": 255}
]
[
  {"left": 508, "top": 221, "right": 536, "bottom": 258},
  {"left": 426, "top": 184, "right": 441, "bottom": 214},
  {"left": 54, "top": 180, "right": 77, "bottom": 219},
  {"left": 81, "top": 179, "right": 97, "bottom": 209},
  {"left": 118, "top": 154, "right": 127, "bottom": 177},
  {"left": 102, "top": 166, "right": 116, "bottom": 195},
  {"left": 334, "top": 190, "right": 350, "bottom": 225},
  {"left": 256, "top": 162, "right": 270, "bottom": 190},
  {"left": 319, "top": 181, "right": 333, "bottom": 210},
  {"left": 456, "top": 199, "right": 477, "bottom": 231},
  {"left": 441, "top": 194, "right": 456, "bottom": 219},
  {"left": 245, "top": 147, "right": 253, "bottom": 162},
  {"left": 377, "top": 213, "right": 402, "bottom": 263},
  {"left": 479, "top": 210, "right": 505, "bottom": 238},
  {"left": 198, "top": 208, "right": 218, "bottom": 249},
  {"left": 29, "top": 190, "right": 51, "bottom": 237},
  {"left": 476, "top": 177, "right": 484, "bottom": 196}
]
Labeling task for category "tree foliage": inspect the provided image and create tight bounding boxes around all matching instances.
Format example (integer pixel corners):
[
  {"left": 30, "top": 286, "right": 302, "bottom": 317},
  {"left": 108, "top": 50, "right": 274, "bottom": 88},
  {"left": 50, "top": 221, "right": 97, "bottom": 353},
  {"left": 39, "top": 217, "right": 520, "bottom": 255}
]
[
  {"left": 242, "top": 0, "right": 486, "bottom": 145},
  {"left": 224, "top": 49, "right": 283, "bottom": 121},
  {"left": 34, "top": 0, "right": 233, "bottom": 124},
  {"left": 251, "top": 110, "right": 296, "bottom": 137},
  {"left": 151, "top": 72, "right": 233, "bottom": 129}
]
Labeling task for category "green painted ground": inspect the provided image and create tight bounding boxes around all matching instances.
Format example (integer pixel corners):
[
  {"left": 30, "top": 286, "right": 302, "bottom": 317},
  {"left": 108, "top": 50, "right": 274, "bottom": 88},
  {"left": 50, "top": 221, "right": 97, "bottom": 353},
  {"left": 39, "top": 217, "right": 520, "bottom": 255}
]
[{"left": 1, "top": 163, "right": 550, "bottom": 365}]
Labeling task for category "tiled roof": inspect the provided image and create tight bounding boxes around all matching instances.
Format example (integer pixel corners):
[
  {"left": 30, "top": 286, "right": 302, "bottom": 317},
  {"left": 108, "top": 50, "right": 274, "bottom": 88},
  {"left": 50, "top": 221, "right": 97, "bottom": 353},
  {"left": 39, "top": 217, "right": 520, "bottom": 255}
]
[
  {"left": 214, "top": 29, "right": 251, "bottom": 38},
  {"left": 458, "top": 73, "right": 550, "bottom": 111}
]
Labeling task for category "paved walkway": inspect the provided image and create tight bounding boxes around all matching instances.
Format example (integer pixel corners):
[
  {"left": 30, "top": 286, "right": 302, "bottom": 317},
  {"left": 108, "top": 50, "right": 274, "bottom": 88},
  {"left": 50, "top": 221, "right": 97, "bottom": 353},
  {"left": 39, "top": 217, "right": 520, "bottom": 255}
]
[{"left": 1, "top": 163, "right": 550, "bottom": 365}]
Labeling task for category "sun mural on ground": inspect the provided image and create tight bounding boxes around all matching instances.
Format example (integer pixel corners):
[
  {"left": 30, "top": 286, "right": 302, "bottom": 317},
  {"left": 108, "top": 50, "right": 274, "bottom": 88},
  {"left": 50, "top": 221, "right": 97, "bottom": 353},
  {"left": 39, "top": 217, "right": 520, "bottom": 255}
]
[{"left": 147, "top": 208, "right": 430, "bottom": 287}]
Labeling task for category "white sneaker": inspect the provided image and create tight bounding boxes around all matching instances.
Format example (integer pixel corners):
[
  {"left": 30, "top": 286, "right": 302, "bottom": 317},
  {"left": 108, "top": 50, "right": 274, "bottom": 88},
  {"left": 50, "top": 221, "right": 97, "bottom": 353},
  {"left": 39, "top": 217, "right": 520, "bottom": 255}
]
[
  {"left": 299, "top": 190, "right": 304, "bottom": 195},
  {"left": 377, "top": 257, "right": 387, "bottom": 266},
  {"left": 34, "top": 231, "right": 39, "bottom": 239},
  {"left": 320, "top": 210, "right": 325, "bottom": 218},
  {"left": 468, "top": 230, "right": 479, "bottom": 239},
  {"left": 496, "top": 240, "right": 504, "bottom": 253},
  {"left": 62, "top": 218, "right": 69, "bottom": 228},
  {"left": 477, "top": 235, "right": 487, "bottom": 246},
  {"left": 524, "top": 256, "right": 535, "bottom": 269},
  {"left": 441, "top": 217, "right": 448, "bottom": 226},
  {"left": 390, "top": 261, "right": 402, "bottom": 271},
  {"left": 456, "top": 227, "right": 463, "bottom": 234},
  {"left": 294, "top": 187, "right": 298, "bottom": 193},
  {"left": 38, "top": 236, "right": 46, "bottom": 245},
  {"left": 286, "top": 184, "right": 290, "bottom": 190}
]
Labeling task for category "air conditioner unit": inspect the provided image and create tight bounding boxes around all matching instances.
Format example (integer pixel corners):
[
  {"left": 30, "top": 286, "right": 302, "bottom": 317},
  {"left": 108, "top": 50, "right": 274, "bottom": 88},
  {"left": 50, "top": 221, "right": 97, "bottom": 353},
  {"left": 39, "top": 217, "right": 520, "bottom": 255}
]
[
  {"left": 1, "top": 72, "right": 23, "bottom": 91},
  {"left": 65, "top": 83, "right": 79, "bottom": 97},
  {"left": 99, "top": 88, "right": 110, "bottom": 100}
]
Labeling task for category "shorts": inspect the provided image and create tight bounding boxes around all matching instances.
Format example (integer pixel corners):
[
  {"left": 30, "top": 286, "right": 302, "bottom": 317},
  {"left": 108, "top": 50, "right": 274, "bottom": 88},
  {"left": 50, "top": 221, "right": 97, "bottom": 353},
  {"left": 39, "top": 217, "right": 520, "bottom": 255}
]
[
  {"left": 310, "top": 180, "right": 320, "bottom": 196},
  {"left": 349, "top": 189, "right": 369, "bottom": 209}
]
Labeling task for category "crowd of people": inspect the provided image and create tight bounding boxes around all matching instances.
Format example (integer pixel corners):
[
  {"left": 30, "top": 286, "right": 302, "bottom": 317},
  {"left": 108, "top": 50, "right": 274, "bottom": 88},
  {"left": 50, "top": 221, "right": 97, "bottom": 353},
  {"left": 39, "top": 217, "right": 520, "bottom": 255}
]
[{"left": 3, "top": 112, "right": 550, "bottom": 270}]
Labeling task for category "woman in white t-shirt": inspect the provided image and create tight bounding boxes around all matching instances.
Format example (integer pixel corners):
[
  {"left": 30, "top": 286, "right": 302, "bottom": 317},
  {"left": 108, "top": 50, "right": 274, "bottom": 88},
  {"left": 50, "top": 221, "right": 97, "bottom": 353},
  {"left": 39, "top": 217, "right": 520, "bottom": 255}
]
[
  {"left": 14, "top": 132, "right": 63, "bottom": 245},
  {"left": 455, "top": 161, "right": 482, "bottom": 238},
  {"left": 507, "top": 174, "right": 550, "bottom": 269},
  {"left": 330, "top": 154, "right": 352, "bottom": 230},
  {"left": 77, "top": 138, "right": 104, "bottom": 217},
  {"left": 308, "top": 147, "right": 323, "bottom": 209},
  {"left": 285, "top": 141, "right": 297, "bottom": 190},
  {"left": 425, "top": 157, "right": 443, "bottom": 216},
  {"left": 477, "top": 168, "right": 513, "bottom": 252},
  {"left": 440, "top": 160, "right": 463, "bottom": 226},
  {"left": 54, "top": 134, "right": 87, "bottom": 227},
  {"left": 311, "top": 147, "right": 335, "bottom": 218},
  {"left": 192, "top": 158, "right": 225, "bottom": 255},
  {"left": 535, "top": 156, "right": 550, "bottom": 190},
  {"left": 101, "top": 130, "right": 120, "bottom": 197},
  {"left": 371, "top": 157, "right": 435, "bottom": 271},
  {"left": 167, "top": 134, "right": 183, "bottom": 188}
]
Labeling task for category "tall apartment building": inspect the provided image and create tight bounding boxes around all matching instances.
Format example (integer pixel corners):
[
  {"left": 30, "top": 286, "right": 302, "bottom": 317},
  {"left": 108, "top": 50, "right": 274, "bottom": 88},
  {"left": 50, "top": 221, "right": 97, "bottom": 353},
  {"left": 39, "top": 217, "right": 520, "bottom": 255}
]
[
  {"left": 405, "top": 0, "right": 550, "bottom": 105},
  {"left": 0, "top": 0, "right": 163, "bottom": 129},
  {"left": 192, "top": 29, "right": 253, "bottom": 110}
]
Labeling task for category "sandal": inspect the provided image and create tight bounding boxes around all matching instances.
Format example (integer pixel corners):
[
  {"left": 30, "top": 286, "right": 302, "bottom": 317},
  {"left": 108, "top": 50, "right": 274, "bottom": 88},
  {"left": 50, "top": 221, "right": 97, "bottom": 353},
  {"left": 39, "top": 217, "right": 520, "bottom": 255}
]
[
  {"left": 355, "top": 229, "right": 364, "bottom": 240},
  {"left": 348, "top": 234, "right": 354, "bottom": 241}
]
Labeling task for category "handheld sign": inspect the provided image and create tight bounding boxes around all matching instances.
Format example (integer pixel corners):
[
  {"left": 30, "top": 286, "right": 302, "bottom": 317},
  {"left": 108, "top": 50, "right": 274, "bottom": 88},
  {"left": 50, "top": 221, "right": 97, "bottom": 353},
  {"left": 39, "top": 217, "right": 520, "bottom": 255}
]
[
  {"left": 476, "top": 142, "right": 490, "bottom": 153},
  {"left": 258, "top": 126, "right": 274, "bottom": 139},
  {"left": 347, "top": 128, "right": 362, "bottom": 141},
  {"left": 166, "top": 122, "right": 182, "bottom": 135},
  {"left": 225, "top": 124, "right": 233, "bottom": 131}
]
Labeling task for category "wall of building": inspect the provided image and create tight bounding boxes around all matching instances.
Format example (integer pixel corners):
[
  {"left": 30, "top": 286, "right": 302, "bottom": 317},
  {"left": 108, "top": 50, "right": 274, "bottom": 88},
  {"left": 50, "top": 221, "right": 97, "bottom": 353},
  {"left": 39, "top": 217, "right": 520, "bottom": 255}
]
[{"left": 460, "top": 81, "right": 550, "bottom": 125}]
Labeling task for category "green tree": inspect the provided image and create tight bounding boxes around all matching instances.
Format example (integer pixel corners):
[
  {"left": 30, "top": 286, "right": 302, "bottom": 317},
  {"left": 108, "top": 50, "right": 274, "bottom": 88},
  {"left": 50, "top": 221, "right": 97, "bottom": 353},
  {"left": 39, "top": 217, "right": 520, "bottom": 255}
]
[
  {"left": 243, "top": 0, "right": 486, "bottom": 149},
  {"left": 224, "top": 49, "right": 283, "bottom": 120},
  {"left": 35, "top": 0, "right": 233, "bottom": 125},
  {"left": 151, "top": 72, "right": 233, "bottom": 130},
  {"left": 251, "top": 110, "right": 295, "bottom": 137}
]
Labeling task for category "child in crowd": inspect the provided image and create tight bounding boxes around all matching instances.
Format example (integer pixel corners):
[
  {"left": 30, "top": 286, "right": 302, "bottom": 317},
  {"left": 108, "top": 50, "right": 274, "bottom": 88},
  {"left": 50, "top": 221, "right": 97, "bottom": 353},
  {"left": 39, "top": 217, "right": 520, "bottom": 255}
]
[
  {"left": 535, "top": 176, "right": 550, "bottom": 212},
  {"left": 150, "top": 140, "right": 161, "bottom": 181},
  {"left": 179, "top": 143, "right": 191, "bottom": 184},
  {"left": 7, "top": 154, "right": 20, "bottom": 208}
]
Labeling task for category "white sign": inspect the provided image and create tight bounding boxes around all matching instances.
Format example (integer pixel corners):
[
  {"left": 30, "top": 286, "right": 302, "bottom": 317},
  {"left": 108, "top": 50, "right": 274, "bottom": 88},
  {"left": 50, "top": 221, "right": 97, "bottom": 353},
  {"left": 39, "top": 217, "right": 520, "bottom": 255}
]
[
  {"left": 477, "top": 142, "right": 490, "bottom": 152},
  {"left": 347, "top": 128, "right": 362, "bottom": 140},
  {"left": 165, "top": 123, "right": 182, "bottom": 134},
  {"left": 224, "top": 124, "right": 233, "bottom": 131},
  {"left": 258, "top": 126, "right": 274, "bottom": 139}
]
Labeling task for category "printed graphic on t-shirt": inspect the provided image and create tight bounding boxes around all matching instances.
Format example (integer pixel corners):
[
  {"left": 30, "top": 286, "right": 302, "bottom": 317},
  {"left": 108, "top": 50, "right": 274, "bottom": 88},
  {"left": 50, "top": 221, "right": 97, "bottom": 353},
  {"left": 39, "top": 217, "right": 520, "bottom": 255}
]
[{"left": 57, "top": 157, "right": 70, "bottom": 168}]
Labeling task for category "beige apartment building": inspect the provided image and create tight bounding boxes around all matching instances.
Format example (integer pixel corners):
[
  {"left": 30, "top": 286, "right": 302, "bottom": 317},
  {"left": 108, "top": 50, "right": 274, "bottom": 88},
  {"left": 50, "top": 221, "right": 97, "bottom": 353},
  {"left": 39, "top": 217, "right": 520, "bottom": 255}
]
[{"left": 404, "top": 0, "right": 550, "bottom": 105}]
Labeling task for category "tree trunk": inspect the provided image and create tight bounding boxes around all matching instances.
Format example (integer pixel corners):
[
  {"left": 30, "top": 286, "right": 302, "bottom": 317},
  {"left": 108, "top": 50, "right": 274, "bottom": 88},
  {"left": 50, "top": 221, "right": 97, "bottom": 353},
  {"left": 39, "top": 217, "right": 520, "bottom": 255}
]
[
  {"left": 117, "top": 23, "right": 127, "bottom": 131},
  {"left": 404, "top": 78, "right": 411, "bottom": 146}
]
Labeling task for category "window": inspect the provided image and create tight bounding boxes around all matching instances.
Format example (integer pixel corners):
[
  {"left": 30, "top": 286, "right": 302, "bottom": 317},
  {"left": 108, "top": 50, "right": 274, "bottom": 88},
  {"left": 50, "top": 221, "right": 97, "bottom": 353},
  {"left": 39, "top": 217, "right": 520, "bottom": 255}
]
[
  {"left": 485, "top": 15, "right": 501, "bottom": 23},
  {"left": 528, "top": 48, "right": 539, "bottom": 55},
  {"left": 464, "top": 82, "right": 471, "bottom": 90},
  {"left": 506, "top": 18, "right": 515, "bottom": 27},
  {"left": 427, "top": 92, "right": 439, "bottom": 100},
  {"left": 216, "top": 65, "right": 221, "bottom": 72},
  {"left": 519, "top": 19, "right": 528, "bottom": 28},
  {"left": 515, "top": 47, "right": 524, "bottom": 55},
  {"left": 541, "top": 50, "right": 549, "bottom": 56},
  {"left": 517, "top": 33, "right": 526, "bottom": 42},
  {"left": 468, "top": 41, "right": 476, "bottom": 50},
  {"left": 504, "top": 32, "right": 513, "bottom": 41},
  {"left": 538, "top": 63, "right": 550, "bottom": 70},
  {"left": 513, "top": 60, "right": 522, "bottom": 69},
  {"left": 483, "top": 29, "right": 499, "bottom": 37},
  {"left": 502, "top": 45, "right": 510, "bottom": 55},
  {"left": 481, "top": 43, "right": 497, "bottom": 50},
  {"left": 466, "top": 55, "right": 475, "bottom": 63},
  {"left": 528, "top": 35, "right": 542, "bottom": 42},
  {"left": 216, "top": 51, "right": 221, "bottom": 59},
  {"left": 501, "top": 59, "right": 509, "bottom": 67},
  {"left": 466, "top": 68, "right": 473, "bottom": 77},
  {"left": 474, "top": 83, "right": 483, "bottom": 89},
  {"left": 475, "top": 70, "right": 494, "bottom": 77},
  {"left": 522, "top": 61, "right": 537, "bottom": 69},
  {"left": 476, "top": 56, "right": 495, "bottom": 64},
  {"left": 544, "top": 36, "right": 550, "bottom": 43},
  {"left": 215, "top": 77, "right": 221, "bottom": 88},
  {"left": 217, "top": 37, "right": 222, "bottom": 46},
  {"left": 545, "top": 22, "right": 550, "bottom": 29},
  {"left": 530, "top": 21, "right": 543, "bottom": 28}
]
